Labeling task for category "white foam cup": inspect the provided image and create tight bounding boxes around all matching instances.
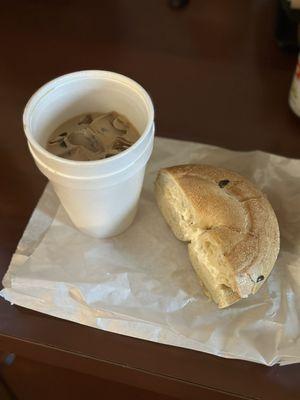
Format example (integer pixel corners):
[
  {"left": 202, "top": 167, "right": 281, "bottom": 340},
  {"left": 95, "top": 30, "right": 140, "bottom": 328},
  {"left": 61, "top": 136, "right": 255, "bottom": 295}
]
[{"left": 23, "top": 71, "right": 155, "bottom": 238}]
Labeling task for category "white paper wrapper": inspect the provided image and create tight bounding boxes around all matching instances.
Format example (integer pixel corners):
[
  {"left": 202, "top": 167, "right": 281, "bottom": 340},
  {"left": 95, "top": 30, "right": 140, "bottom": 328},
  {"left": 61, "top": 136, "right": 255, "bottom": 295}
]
[{"left": 2, "top": 137, "right": 300, "bottom": 366}]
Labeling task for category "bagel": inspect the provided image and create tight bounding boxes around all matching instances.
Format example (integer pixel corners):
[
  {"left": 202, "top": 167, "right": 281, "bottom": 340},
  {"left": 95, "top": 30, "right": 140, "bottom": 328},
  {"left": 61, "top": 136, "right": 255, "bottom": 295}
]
[{"left": 155, "top": 164, "right": 280, "bottom": 308}]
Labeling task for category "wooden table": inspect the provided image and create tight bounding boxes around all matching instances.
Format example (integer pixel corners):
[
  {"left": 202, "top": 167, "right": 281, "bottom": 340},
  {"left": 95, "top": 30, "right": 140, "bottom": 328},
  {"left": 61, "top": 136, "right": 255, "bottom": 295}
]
[{"left": 1, "top": 1, "right": 300, "bottom": 399}]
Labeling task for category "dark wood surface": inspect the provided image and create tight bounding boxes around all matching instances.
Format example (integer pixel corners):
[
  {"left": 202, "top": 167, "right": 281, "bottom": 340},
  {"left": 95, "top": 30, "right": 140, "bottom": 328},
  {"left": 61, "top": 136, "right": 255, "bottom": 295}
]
[
  {"left": 0, "top": 352, "right": 176, "bottom": 400},
  {"left": 1, "top": 1, "right": 300, "bottom": 399}
]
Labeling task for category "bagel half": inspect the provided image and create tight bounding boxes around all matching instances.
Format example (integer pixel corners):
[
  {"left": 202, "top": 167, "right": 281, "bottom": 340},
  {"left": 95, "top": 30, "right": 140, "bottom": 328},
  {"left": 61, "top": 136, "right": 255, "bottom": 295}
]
[{"left": 155, "top": 164, "right": 280, "bottom": 308}]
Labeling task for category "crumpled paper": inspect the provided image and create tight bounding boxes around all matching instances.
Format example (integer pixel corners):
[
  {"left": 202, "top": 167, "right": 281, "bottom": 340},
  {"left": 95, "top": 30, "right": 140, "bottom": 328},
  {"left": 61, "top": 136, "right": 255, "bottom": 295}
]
[{"left": 1, "top": 137, "right": 300, "bottom": 366}]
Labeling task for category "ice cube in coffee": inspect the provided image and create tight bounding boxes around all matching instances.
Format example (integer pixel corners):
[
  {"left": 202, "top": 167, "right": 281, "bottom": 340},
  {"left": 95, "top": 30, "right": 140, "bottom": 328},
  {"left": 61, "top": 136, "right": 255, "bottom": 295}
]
[{"left": 46, "top": 111, "right": 140, "bottom": 161}]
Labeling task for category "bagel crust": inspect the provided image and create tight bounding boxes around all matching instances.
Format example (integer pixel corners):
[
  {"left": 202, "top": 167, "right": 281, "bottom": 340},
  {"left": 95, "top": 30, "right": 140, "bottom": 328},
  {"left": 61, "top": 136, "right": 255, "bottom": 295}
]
[{"left": 155, "top": 164, "right": 280, "bottom": 308}]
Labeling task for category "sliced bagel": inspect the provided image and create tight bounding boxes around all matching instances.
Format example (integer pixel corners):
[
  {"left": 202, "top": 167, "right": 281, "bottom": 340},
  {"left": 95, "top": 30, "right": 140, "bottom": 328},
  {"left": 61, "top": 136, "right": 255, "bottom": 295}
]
[{"left": 155, "top": 164, "right": 280, "bottom": 308}]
